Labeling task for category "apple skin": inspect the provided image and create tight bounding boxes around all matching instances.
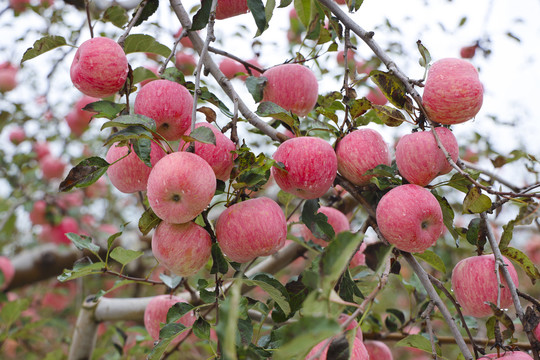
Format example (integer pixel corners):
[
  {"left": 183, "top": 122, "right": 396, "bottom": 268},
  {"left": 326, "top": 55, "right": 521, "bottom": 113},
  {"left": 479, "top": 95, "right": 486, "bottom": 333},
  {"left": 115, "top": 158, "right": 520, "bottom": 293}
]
[
  {"left": 299, "top": 206, "right": 350, "bottom": 247},
  {"left": 215, "top": 197, "right": 287, "bottom": 263},
  {"left": 336, "top": 128, "right": 391, "bottom": 186},
  {"left": 534, "top": 322, "right": 540, "bottom": 342},
  {"left": 395, "top": 127, "right": 459, "bottom": 186},
  {"left": 262, "top": 64, "right": 319, "bottom": 117},
  {"left": 65, "top": 95, "right": 98, "bottom": 137},
  {"left": 30, "top": 200, "right": 48, "bottom": 225},
  {"left": 350, "top": 242, "right": 367, "bottom": 268},
  {"left": 134, "top": 79, "right": 194, "bottom": 141},
  {"left": 33, "top": 142, "right": 50, "bottom": 160},
  {"left": 8, "top": 127, "right": 25, "bottom": 145},
  {"left": 175, "top": 51, "right": 197, "bottom": 75},
  {"left": 364, "top": 340, "right": 393, "bottom": 360},
  {"left": 0, "top": 62, "right": 18, "bottom": 92},
  {"left": 144, "top": 295, "right": 196, "bottom": 344},
  {"left": 147, "top": 152, "right": 216, "bottom": 224},
  {"left": 219, "top": 58, "right": 245, "bottom": 79},
  {"left": 70, "top": 37, "right": 129, "bottom": 99},
  {"left": 178, "top": 123, "right": 237, "bottom": 181},
  {"left": 376, "top": 184, "right": 444, "bottom": 253},
  {"left": 152, "top": 221, "right": 212, "bottom": 277},
  {"left": 105, "top": 141, "right": 167, "bottom": 194},
  {"left": 484, "top": 351, "right": 533, "bottom": 360},
  {"left": 0, "top": 256, "right": 15, "bottom": 290},
  {"left": 451, "top": 254, "right": 519, "bottom": 318},
  {"left": 271, "top": 137, "right": 337, "bottom": 200},
  {"left": 305, "top": 336, "right": 369, "bottom": 360},
  {"left": 238, "top": 58, "right": 263, "bottom": 80},
  {"left": 40, "top": 155, "right": 66, "bottom": 180},
  {"left": 337, "top": 314, "right": 362, "bottom": 340},
  {"left": 337, "top": 49, "right": 356, "bottom": 66},
  {"left": 215, "top": 0, "right": 249, "bottom": 19},
  {"left": 366, "top": 86, "right": 388, "bottom": 105},
  {"left": 40, "top": 216, "right": 80, "bottom": 245},
  {"left": 422, "top": 58, "right": 483, "bottom": 125},
  {"left": 174, "top": 27, "right": 195, "bottom": 48},
  {"left": 460, "top": 45, "right": 477, "bottom": 59}
]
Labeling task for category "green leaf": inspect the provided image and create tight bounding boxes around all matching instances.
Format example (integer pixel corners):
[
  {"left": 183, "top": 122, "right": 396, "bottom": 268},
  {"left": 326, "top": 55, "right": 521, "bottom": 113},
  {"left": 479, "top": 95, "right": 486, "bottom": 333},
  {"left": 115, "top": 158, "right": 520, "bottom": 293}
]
[
  {"left": 216, "top": 282, "right": 241, "bottom": 360},
  {"left": 348, "top": 98, "right": 371, "bottom": 119},
  {"left": 414, "top": 250, "right": 446, "bottom": 274},
  {"left": 57, "top": 261, "right": 105, "bottom": 282},
  {"left": 193, "top": 317, "right": 211, "bottom": 340},
  {"left": 256, "top": 0, "right": 276, "bottom": 37},
  {"left": 320, "top": 232, "right": 363, "bottom": 293},
  {"left": 185, "top": 125, "right": 216, "bottom": 146},
  {"left": 82, "top": 100, "right": 126, "bottom": 120},
  {"left": 417, "top": 40, "right": 432, "bottom": 68},
  {"left": 300, "top": 199, "right": 335, "bottom": 241},
  {"left": 246, "top": 76, "right": 267, "bottom": 103},
  {"left": 59, "top": 156, "right": 110, "bottom": 192},
  {"left": 199, "top": 87, "right": 233, "bottom": 118},
  {"left": 139, "top": 207, "right": 162, "bottom": 236},
  {"left": 248, "top": 0, "right": 267, "bottom": 34},
  {"left": 463, "top": 187, "right": 492, "bottom": 214},
  {"left": 294, "top": 0, "right": 311, "bottom": 28},
  {"left": 372, "top": 104, "right": 405, "bottom": 127},
  {"left": 242, "top": 273, "right": 291, "bottom": 315},
  {"left": 499, "top": 220, "right": 515, "bottom": 250},
  {"left": 103, "top": 125, "right": 154, "bottom": 147},
  {"left": 466, "top": 217, "right": 482, "bottom": 246},
  {"left": 0, "top": 298, "right": 29, "bottom": 329},
  {"left": 131, "top": 137, "right": 152, "bottom": 167},
  {"left": 103, "top": 5, "right": 129, "bottom": 28},
  {"left": 211, "top": 243, "right": 229, "bottom": 275},
  {"left": 132, "top": 66, "right": 159, "bottom": 85},
  {"left": 501, "top": 247, "right": 540, "bottom": 284},
  {"left": 66, "top": 233, "right": 100, "bottom": 254},
  {"left": 369, "top": 70, "right": 413, "bottom": 112},
  {"left": 123, "top": 34, "right": 171, "bottom": 58},
  {"left": 192, "top": 0, "right": 211, "bottom": 31},
  {"left": 21, "top": 35, "right": 67, "bottom": 63},
  {"left": 132, "top": 0, "right": 159, "bottom": 27},
  {"left": 279, "top": 0, "right": 293, "bottom": 7},
  {"left": 161, "top": 67, "right": 186, "bottom": 85},
  {"left": 433, "top": 193, "right": 459, "bottom": 241},
  {"left": 159, "top": 273, "right": 183, "bottom": 289},
  {"left": 166, "top": 302, "right": 194, "bottom": 323},
  {"left": 101, "top": 114, "right": 157, "bottom": 132},
  {"left": 109, "top": 247, "right": 143, "bottom": 267},
  {"left": 396, "top": 334, "right": 436, "bottom": 354},
  {"left": 256, "top": 101, "right": 296, "bottom": 129}
]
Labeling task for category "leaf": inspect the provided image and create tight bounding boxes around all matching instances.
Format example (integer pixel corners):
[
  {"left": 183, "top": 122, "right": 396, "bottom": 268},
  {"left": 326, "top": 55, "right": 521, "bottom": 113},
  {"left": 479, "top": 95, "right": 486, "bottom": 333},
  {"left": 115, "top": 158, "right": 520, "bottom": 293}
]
[
  {"left": 132, "top": 66, "right": 159, "bottom": 85},
  {"left": 57, "top": 261, "right": 105, "bottom": 282},
  {"left": 417, "top": 40, "right": 432, "bottom": 68},
  {"left": 446, "top": 170, "right": 480, "bottom": 193},
  {"left": 300, "top": 199, "right": 335, "bottom": 241},
  {"left": 246, "top": 76, "right": 267, "bottom": 103},
  {"left": 372, "top": 104, "right": 405, "bottom": 127},
  {"left": 109, "top": 247, "right": 143, "bottom": 267},
  {"left": 199, "top": 87, "right": 233, "bottom": 118},
  {"left": 192, "top": 0, "right": 211, "bottom": 31},
  {"left": 499, "top": 220, "right": 515, "bottom": 250},
  {"left": 59, "top": 157, "right": 110, "bottom": 192},
  {"left": 348, "top": 98, "right": 371, "bottom": 119},
  {"left": 242, "top": 273, "right": 291, "bottom": 315},
  {"left": 197, "top": 106, "right": 217, "bottom": 123},
  {"left": 414, "top": 250, "right": 446, "bottom": 274},
  {"left": 256, "top": 101, "right": 296, "bottom": 129},
  {"left": 193, "top": 317, "right": 211, "bottom": 340},
  {"left": 101, "top": 114, "right": 157, "bottom": 132},
  {"left": 166, "top": 302, "right": 194, "bottom": 323},
  {"left": 161, "top": 67, "right": 186, "bottom": 85},
  {"left": 185, "top": 125, "right": 216, "bottom": 146},
  {"left": 433, "top": 193, "right": 459, "bottom": 241},
  {"left": 159, "top": 273, "right": 183, "bottom": 289},
  {"left": 103, "top": 125, "right": 154, "bottom": 147},
  {"left": 320, "top": 232, "right": 363, "bottom": 293},
  {"left": 66, "top": 233, "right": 100, "bottom": 254},
  {"left": 248, "top": 0, "right": 267, "bottom": 34},
  {"left": 463, "top": 187, "right": 492, "bottom": 214},
  {"left": 138, "top": 207, "right": 161, "bottom": 235},
  {"left": 466, "top": 217, "right": 482, "bottom": 246},
  {"left": 103, "top": 5, "right": 129, "bottom": 28},
  {"left": 501, "top": 247, "right": 540, "bottom": 284},
  {"left": 294, "top": 0, "right": 311, "bottom": 28},
  {"left": 21, "top": 35, "right": 67, "bottom": 63},
  {"left": 0, "top": 298, "right": 29, "bottom": 329},
  {"left": 369, "top": 70, "right": 413, "bottom": 112},
  {"left": 123, "top": 34, "right": 171, "bottom": 58},
  {"left": 216, "top": 282, "right": 241, "bottom": 360},
  {"left": 82, "top": 100, "right": 126, "bottom": 120},
  {"left": 132, "top": 0, "right": 159, "bottom": 27},
  {"left": 210, "top": 243, "right": 229, "bottom": 275},
  {"left": 396, "top": 334, "right": 436, "bottom": 354},
  {"left": 131, "top": 137, "right": 152, "bottom": 167}
]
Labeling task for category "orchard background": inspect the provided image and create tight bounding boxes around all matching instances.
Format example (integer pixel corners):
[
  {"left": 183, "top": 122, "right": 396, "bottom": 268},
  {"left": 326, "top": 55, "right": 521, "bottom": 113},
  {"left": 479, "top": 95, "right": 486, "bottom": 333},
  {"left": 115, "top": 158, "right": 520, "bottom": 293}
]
[{"left": 0, "top": 0, "right": 539, "bottom": 359}]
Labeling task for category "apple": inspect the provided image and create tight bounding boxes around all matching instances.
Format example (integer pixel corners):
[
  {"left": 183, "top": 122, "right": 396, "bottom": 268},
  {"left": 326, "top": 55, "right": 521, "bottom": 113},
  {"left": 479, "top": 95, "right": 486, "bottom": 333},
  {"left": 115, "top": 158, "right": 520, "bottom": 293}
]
[
  {"left": 140, "top": 66, "right": 159, "bottom": 87},
  {"left": 300, "top": 206, "right": 350, "bottom": 247},
  {"left": 40, "top": 217, "right": 80, "bottom": 245},
  {"left": 534, "top": 322, "right": 540, "bottom": 342},
  {"left": 219, "top": 58, "right": 245, "bottom": 79},
  {"left": 366, "top": 86, "right": 388, "bottom": 105},
  {"left": 337, "top": 49, "right": 356, "bottom": 66},
  {"left": 9, "top": 0, "right": 30, "bottom": 13},
  {"left": 460, "top": 45, "right": 477, "bottom": 59},
  {"left": 422, "top": 58, "right": 483, "bottom": 125},
  {"left": 0, "top": 62, "right": 18, "bottom": 92},
  {"left": 336, "top": 128, "right": 391, "bottom": 186},
  {"left": 41, "top": 280, "right": 77, "bottom": 311},
  {"left": 305, "top": 336, "right": 369, "bottom": 360},
  {"left": 262, "top": 64, "right": 319, "bottom": 117},
  {"left": 395, "top": 127, "right": 459, "bottom": 186},
  {"left": 40, "top": 155, "right": 66, "bottom": 180},
  {"left": 33, "top": 142, "right": 50, "bottom": 160},
  {"left": 376, "top": 184, "right": 444, "bottom": 253},
  {"left": 174, "top": 27, "right": 195, "bottom": 48},
  {"left": 147, "top": 152, "right": 216, "bottom": 224},
  {"left": 364, "top": 340, "right": 393, "bottom": 360},
  {"left": 238, "top": 58, "right": 263, "bottom": 80},
  {"left": 350, "top": 242, "right": 367, "bottom": 268},
  {"left": 271, "top": 137, "right": 337, "bottom": 199},
  {"left": 56, "top": 191, "right": 84, "bottom": 210},
  {"left": 105, "top": 141, "right": 167, "bottom": 194},
  {"left": 144, "top": 295, "right": 196, "bottom": 343},
  {"left": 134, "top": 79, "right": 194, "bottom": 141},
  {"left": 451, "top": 254, "right": 519, "bottom": 318},
  {"left": 65, "top": 95, "right": 98, "bottom": 137},
  {"left": 215, "top": 197, "right": 287, "bottom": 263},
  {"left": 152, "top": 221, "right": 212, "bottom": 277},
  {"left": 70, "top": 37, "right": 129, "bottom": 98},
  {"left": 178, "top": 123, "right": 237, "bottom": 181},
  {"left": 484, "top": 352, "right": 533, "bottom": 360},
  {"left": 84, "top": 176, "right": 109, "bottom": 198},
  {"left": 175, "top": 51, "right": 197, "bottom": 76},
  {"left": 0, "top": 256, "right": 15, "bottom": 290},
  {"left": 356, "top": 60, "right": 374, "bottom": 75},
  {"left": 8, "top": 126, "right": 25, "bottom": 145},
  {"left": 30, "top": 200, "right": 48, "bottom": 225},
  {"left": 214, "top": 0, "right": 249, "bottom": 20},
  {"left": 337, "top": 314, "right": 363, "bottom": 340}
]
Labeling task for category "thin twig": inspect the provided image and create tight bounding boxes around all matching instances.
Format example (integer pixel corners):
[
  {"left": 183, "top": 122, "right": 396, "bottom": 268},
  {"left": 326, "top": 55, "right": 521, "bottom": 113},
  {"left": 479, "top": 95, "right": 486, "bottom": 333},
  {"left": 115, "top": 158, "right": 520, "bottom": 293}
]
[{"left": 117, "top": 0, "right": 149, "bottom": 47}]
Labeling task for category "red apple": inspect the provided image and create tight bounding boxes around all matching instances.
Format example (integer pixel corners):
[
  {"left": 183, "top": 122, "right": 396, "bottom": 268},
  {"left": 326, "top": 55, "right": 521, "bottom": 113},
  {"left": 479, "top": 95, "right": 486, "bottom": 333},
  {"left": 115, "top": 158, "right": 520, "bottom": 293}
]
[
  {"left": 0, "top": 256, "right": 15, "bottom": 290},
  {"left": 30, "top": 200, "right": 48, "bottom": 225},
  {"left": 175, "top": 51, "right": 197, "bottom": 76},
  {"left": 364, "top": 340, "right": 393, "bottom": 360},
  {"left": 215, "top": 0, "right": 249, "bottom": 19},
  {"left": 300, "top": 206, "right": 350, "bottom": 247},
  {"left": 238, "top": 58, "right": 263, "bottom": 80},
  {"left": 215, "top": 197, "right": 287, "bottom": 263},
  {"left": 219, "top": 58, "right": 245, "bottom": 79},
  {"left": 8, "top": 127, "right": 25, "bottom": 145},
  {"left": 144, "top": 295, "right": 196, "bottom": 344},
  {"left": 70, "top": 37, "right": 129, "bottom": 98},
  {"left": 524, "top": 234, "right": 540, "bottom": 265},
  {"left": 262, "top": 63, "right": 319, "bottom": 117},
  {"left": 40, "top": 155, "right": 66, "bottom": 180},
  {"left": 140, "top": 66, "right": 159, "bottom": 87},
  {"left": 460, "top": 45, "right": 477, "bottom": 59},
  {"left": 305, "top": 336, "right": 369, "bottom": 360},
  {"left": 84, "top": 176, "right": 109, "bottom": 198},
  {"left": 422, "top": 58, "right": 483, "bottom": 125},
  {"left": 451, "top": 254, "right": 519, "bottom": 318},
  {"left": 105, "top": 141, "right": 167, "bottom": 194},
  {"left": 56, "top": 191, "right": 84, "bottom": 210},
  {"left": 179, "top": 123, "right": 237, "bottom": 181},
  {"left": 271, "top": 137, "right": 337, "bottom": 199},
  {"left": 0, "top": 62, "right": 18, "bottom": 92},
  {"left": 40, "top": 217, "right": 79, "bottom": 245},
  {"left": 134, "top": 79, "right": 194, "bottom": 141},
  {"left": 152, "top": 221, "right": 212, "bottom": 277},
  {"left": 337, "top": 314, "right": 363, "bottom": 340},
  {"left": 356, "top": 60, "right": 374, "bottom": 75},
  {"left": 534, "top": 322, "right": 540, "bottom": 342},
  {"left": 376, "top": 184, "right": 444, "bottom": 253},
  {"left": 350, "top": 242, "right": 367, "bottom": 268},
  {"left": 33, "top": 142, "right": 50, "bottom": 160},
  {"left": 41, "top": 281, "right": 77, "bottom": 311},
  {"left": 65, "top": 95, "right": 98, "bottom": 137},
  {"left": 174, "top": 27, "right": 195, "bottom": 48},
  {"left": 336, "top": 128, "right": 391, "bottom": 186},
  {"left": 366, "top": 86, "right": 388, "bottom": 105},
  {"left": 147, "top": 152, "right": 216, "bottom": 224},
  {"left": 337, "top": 49, "right": 356, "bottom": 67},
  {"left": 484, "top": 351, "right": 533, "bottom": 359},
  {"left": 395, "top": 127, "right": 459, "bottom": 186}
]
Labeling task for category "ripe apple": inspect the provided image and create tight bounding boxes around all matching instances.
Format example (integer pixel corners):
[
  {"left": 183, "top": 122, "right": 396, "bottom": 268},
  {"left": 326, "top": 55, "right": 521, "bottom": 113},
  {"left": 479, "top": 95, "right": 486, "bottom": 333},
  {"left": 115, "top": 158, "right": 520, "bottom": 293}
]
[
  {"left": 70, "top": 37, "right": 129, "bottom": 98},
  {"left": 484, "top": 351, "right": 533, "bottom": 360},
  {"left": 336, "top": 128, "right": 391, "bottom": 186},
  {"left": 144, "top": 295, "right": 196, "bottom": 344},
  {"left": 460, "top": 45, "right": 477, "bottom": 59},
  {"left": 238, "top": 58, "right": 263, "bottom": 80},
  {"left": 299, "top": 206, "right": 350, "bottom": 247},
  {"left": 105, "top": 141, "right": 167, "bottom": 194},
  {"left": 30, "top": 200, "right": 48, "bottom": 225},
  {"left": 33, "top": 142, "right": 50, "bottom": 160},
  {"left": 534, "top": 322, "right": 540, "bottom": 342},
  {"left": 40, "top": 155, "right": 66, "bottom": 180},
  {"left": 271, "top": 137, "right": 337, "bottom": 199},
  {"left": 219, "top": 58, "right": 245, "bottom": 79},
  {"left": 524, "top": 234, "right": 540, "bottom": 264},
  {"left": 350, "top": 242, "right": 367, "bottom": 268},
  {"left": 175, "top": 51, "right": 197, "bottom": 76},
  {"left": 337, "top": 49, "right": 356, "bottom": 67},
  {"left": 40, "top": 216, "right": 80, "bottom": 245},
  {"left": 366, "top": 86, "right": 388, "bottom": 105},
  {"left": 451, "top": 254, "right": 519, "bottom": 318},
  {"left": 262, "top": 64, "right": 319, "bottom": 117},
  {"left": 364, "top": 340, "right": 393, "bottom": 360},
  {"left": 9, "top": 0, "right": 30, "bottom": 13},
  {"left": 178, "top": 123, "right": 237, "bottom": 181},
  {"left": 305, "top": 336, "right": 369, "bottom": 360},
  {"left": 422, "top": 58, "right": 483, "bottom": 125},
  {"left": 376, "top": 184, "right": 444, "bottom": 253},
  {"left": 147, "top": 152, "right": 216, "bottom": 224},
  {"left": 356, "top": 60, "right": 374, "bottom": 75},
  {"left": 65, "top": 95, "right": 98, "bottom": 137},
  {"left": 215, "top": 197, "right": 287, "bottom": 263},
  {"left": 8, "top": 126, "right": 25, "bottom": 145},
  {"left": 215, "top": 0, "right": 249, "bottom": 19},
  {"left": 152, "top": 221, "right": 212, "bottom": 277},
  {"left": 0, "top": 256, "right": 15, "bottom": 290},
  {"left": 0, "top": 62, "right": 18, "bottom": 92},
  {"left": 84, "top": 176, "right": 109, "bottom": 198},
  {"left": 337, "top": 314, "right": 363, "bottom": 340},
  {"left": 140, "top": 66, "right": 159, "bottom": 87},
  {"left": 134, "top": 79, "right": 194, "bottom": 141},
  {"left": 174, "top": 27, "right": 195, "bottom": 48},
  {"left": 41, "top": 280, "right": 77, "bottom": 311},
  {"left": 395, "top": 127, "right": 459, "bottom": 186}
]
